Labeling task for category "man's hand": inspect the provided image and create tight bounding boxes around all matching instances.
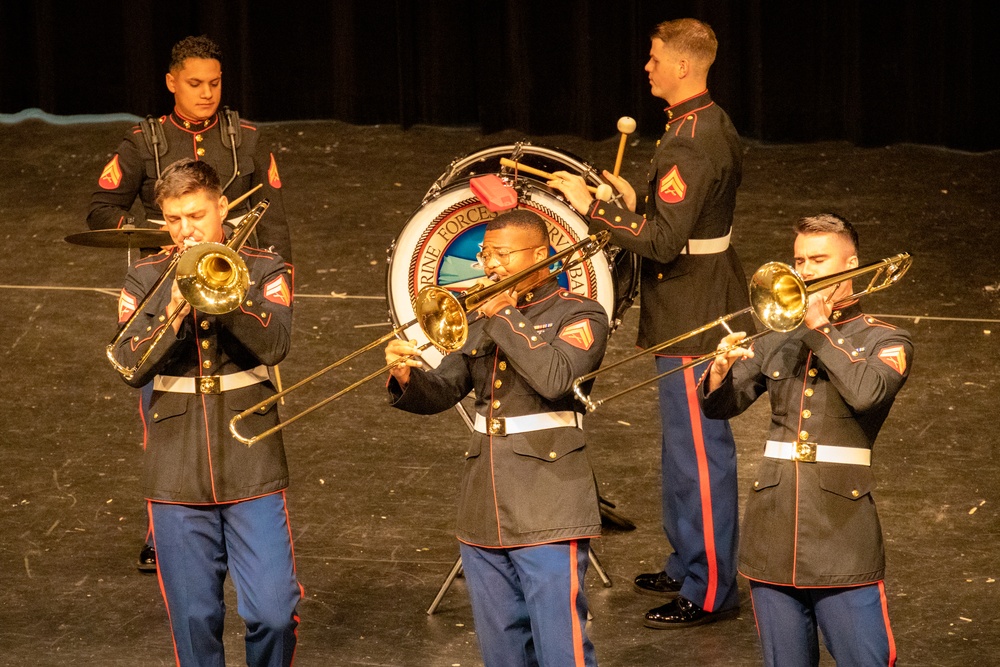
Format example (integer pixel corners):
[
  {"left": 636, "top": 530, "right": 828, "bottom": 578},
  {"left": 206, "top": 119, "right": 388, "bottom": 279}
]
[
  {"left": 707, "top": 331, "right": 753, "bottom": 392},
  {"left": 476, "top": 286, "right": 517, "bottom": 319},
  {"left": 803, "top": 292, "right": 833, "bottom": 330},
  {"left": 599, "top": 170, "right": 636, "bottom": 212},
  {"left": 168, "top": 280, "right": 192, "bottom": 333},
  {"left": 385, "top": 339, "right": 422, "bottom": 388},
  {"left": 548, "top": 171, "right": 595, "bottom": 213}
]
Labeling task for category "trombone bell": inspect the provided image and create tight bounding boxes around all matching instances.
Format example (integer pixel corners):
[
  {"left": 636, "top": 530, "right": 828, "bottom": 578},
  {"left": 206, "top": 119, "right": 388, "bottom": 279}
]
[
  {"left": 414, "top": 286, "right": 469, "bottom": 353},
  {"left": 749, "top": 262, "right": 807, "bottom": 333},
  {"left": 175, "top": 243, "right": 250, "bottom": 315}
]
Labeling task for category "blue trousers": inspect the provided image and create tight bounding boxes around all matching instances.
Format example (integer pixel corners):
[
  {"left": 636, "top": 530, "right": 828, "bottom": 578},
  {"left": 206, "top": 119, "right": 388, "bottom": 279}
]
[
  {"left": 656, "top": 355, "right": 739, "bottom": 612},
  {"left": 749, "top": 580, "right": 897, "bottom": 667},
  {"left": 460, "top": 540, "right": 596, "bottom": 667},
  {"left": 149, "top": 492, "right": 301, "bottom": 667}
]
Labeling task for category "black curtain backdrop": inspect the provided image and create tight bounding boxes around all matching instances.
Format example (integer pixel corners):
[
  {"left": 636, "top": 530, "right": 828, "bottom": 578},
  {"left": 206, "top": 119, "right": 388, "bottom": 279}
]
[{"left": 1, "top": 0, "right": 996, "bottom": 151}]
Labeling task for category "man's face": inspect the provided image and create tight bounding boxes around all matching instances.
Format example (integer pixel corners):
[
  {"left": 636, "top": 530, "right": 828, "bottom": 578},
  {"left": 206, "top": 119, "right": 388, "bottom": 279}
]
[
  {"left": 479, "top": 226, "right": 549, "bottom": 286},
  {"left": 162, "top": 189, "right": 228, "bottom": 249},
  {"left": 645, "top": 38, "right": 681, "bottom": 103},
  {"left": 793, "top": 232, "right": 859, "bottom": 301},
  {"left": 166, "top": 57, "right": 222, "bottom": 121}
]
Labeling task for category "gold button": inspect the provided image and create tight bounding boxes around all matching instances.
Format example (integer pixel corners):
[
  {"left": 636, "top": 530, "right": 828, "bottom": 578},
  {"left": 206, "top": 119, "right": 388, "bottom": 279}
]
[
  {"left": 548, "top": 452, "right": 557, "bottom": 459},
  {"left": 201, "top": 320, "right": 210, "bottom": 329},
  {"left": 195, "top": 134, "right": 203, "bottom": 142},
  {"left": 203, "top": 360, "right": 212, "bottom": 369},
  {"left": 471, "top": 349, "right": 477, "bottom": 355},
  {"left": 183, "top": 120, "right": 191, "bottom": 128},
  {"left": 132, "top": 336, "right": 139, "bottom": 342},
  {"left": 518, "top": 322, "right": 525, "bottom": 328},
  {"left": 153, "top": 413, "right": 158, "bottom": 419},
  {"left": 464, "top": 451, "right": 468, "bottom": 457},
  {"left": 822, "top": 327, "right": 831, "bottom": 334},
  {"left": 614, "top": 216, "right": 622, "bottom": 222},
  {"left": 494, "top": 380, "right": 502, "bottom": 389},
  {"left": 667, "top": 110, "right": 673, "bottom": 119},
  {"left": 799, "top": 430, "right": 810, "bottom": 441},
  {"left": 597, "top": 209, "right": 605, "bottom": 216},
  {"left": 525, "top": 292, "right": 533, "bottom": 302},
  {"left": 631, "top": 222, "right": 638, "bottom": 229},
  {"left": 159, "top": 315, "right": 166, "bottom": 322},
  {"left": 201, "top": 340, "right": 210, "bottom": 349},
  {"left": 851, "top": 489, "right": 860, "bottom": 498},
  {"left": 753, "top": 480, "right": 759, "bottom": 489},
  {"left": 498, "top": 361, "right": 507, "bottom": 371},
  {"left": 655, "top": 140, "right": 661, "bottom": 146},
  {"left": 196, "top": 147, "right": 205, "bottom": 156},
  {"left": 808, "top": 368, "right": 818, "bottom": 377},
  {"left": 852, "top": 351, "right": 859, "bottom": 356},
  {"left": 530, "top": 336, "right": 537, "bottom": 341},
  {"left": 804, "top": 388, "right": 814, "bottom": 397},
  {"left": 245, "top": 300, "right": 253, "bottom": 307},
  {"left": 772, "top": 371, "right": 780, "bottom": 378},
  {"left": 832, "top": 310, "right": 842, "bottom": 321},
  {"left": 657, "top": 273, "right": 664, "bottom": 280},
  {"left": 504, "top": 309, "right": 511, "bottom": 315},
  {"left": 492, "top": 400, "right": 500, "bottom": 409},
  {"left": 837, "top": 338, "right": 844, "bottom": 344},
  {"left": 260, "top": 312, "right": 267, "bottom": 318},
  {"left": 146, "top": 326, "right": 152, "bottom": 331},
  {"left": 802, "top": 409, "right": 812, "bottom": 419},
  {"left": 687, "top": 115, "right": 694, "bottom": 120},
  {"left": 665, "top": 124, "right": 671, "bottom": 131}
]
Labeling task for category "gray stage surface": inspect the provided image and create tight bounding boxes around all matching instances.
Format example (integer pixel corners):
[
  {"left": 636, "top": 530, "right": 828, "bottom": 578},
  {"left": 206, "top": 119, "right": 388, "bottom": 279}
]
[{"left": 1, "top": 118, "right": 998, "bottom": 665}]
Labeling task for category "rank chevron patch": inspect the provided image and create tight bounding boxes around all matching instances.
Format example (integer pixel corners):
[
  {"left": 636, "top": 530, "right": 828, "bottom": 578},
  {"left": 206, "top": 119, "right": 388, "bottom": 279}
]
[
  {"left": 263, "top": 275, "right": 291, "bottom": 306},
  {"left": 268, "top": 153, "right": 282, "bottom": 188},
  {"left": 877, "top": 345, "right": 907, "bottom": 375},
  {"left": 118, "top": 289, "right": 137, "bottom": 323},
  {"left": 559, "top": 320, "right": 595, "bottom": 351},
  {"left": 658, "top": 165, "right": 687, "bottom": 203},
  {"left": 99, "top": 155, "right": 123, "bottom": 190}
]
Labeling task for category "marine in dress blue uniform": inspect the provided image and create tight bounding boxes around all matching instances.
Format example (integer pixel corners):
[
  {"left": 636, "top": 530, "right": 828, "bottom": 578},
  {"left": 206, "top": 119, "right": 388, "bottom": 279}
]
[
  {"left": 550, "top": 19, "right": 749, "bottom": 626},
  {"left": 90, "top": 35, "right": 293, "bottom": 572},
  {"left": 700, "top": 215, "right": 910, "bottom": 666},
  {"left": 386, "top": 210, "right": 609, "bottom": 666},
  {"left": 110, "top": 160, "right": 300, "bottom": 667}
]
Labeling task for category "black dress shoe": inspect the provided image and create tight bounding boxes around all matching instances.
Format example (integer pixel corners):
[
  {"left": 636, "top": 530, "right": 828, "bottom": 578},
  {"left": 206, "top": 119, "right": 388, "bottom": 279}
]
[
  {"left": 137, "top": 544, "right": 157, "bottom": 573},
  {"left": 644, "top": 596, "right": 739, "bottom": 629},
  {"left": 633, "top": 571, "right": 683, "bottom": 597}
]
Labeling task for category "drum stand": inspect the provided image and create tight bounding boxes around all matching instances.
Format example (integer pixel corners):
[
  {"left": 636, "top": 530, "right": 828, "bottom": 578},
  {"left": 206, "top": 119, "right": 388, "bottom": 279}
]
[{"left": 425, "top": 402, "right": 613, "bottom": 615}]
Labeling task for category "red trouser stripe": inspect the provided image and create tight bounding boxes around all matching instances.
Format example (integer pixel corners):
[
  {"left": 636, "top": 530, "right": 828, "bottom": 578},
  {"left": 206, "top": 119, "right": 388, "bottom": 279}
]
[
  {"left": 568, "top": 540, "right": 585, "bottom": 667},
  {"left": 683, "top": 358, "right": 719, "bottom": 611}
]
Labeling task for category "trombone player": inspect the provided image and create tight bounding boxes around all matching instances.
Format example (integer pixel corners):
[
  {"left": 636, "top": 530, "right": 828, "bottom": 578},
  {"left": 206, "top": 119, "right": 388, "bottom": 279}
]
[
  {"left": 385, "top": 209, "right": 609, "bottom": 667},
  {"left": 109, "top": 159, "right": 300, "bottom": 667},
  {"left": 700, "top": 214, "right": 911, "bottom": 666}
]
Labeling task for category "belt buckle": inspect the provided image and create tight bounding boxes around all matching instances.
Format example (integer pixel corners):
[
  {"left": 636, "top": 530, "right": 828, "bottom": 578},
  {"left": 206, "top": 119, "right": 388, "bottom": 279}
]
[
  {"left": 487, "top": 417, "right": 506, "bottom": 436},
  {"left": 794, "top": 441, "right": 817, "bottom": 463},
  {"left": 197, "top": 375, "right": 222, "bottom": 394}
]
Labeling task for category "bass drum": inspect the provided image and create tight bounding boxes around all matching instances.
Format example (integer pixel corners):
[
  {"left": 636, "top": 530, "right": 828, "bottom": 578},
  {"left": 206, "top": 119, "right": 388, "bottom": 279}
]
[{"left": 387, "top": 143, "right": 639, "bottom": 368}]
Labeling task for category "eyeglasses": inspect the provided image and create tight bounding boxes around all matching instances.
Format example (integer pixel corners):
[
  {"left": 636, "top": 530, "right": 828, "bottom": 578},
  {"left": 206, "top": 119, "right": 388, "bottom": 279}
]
[{"left": 475, "top": 246, "right": 543, "bottom": 267}]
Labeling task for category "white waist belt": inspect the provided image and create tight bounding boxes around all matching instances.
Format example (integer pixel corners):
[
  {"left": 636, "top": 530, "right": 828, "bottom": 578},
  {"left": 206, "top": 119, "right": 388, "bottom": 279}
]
[
  {"left": 679, "top": 230, "right": 731, "bottom": 255},
  {"left": 473, "top": 411, "right": 583, "bottom": 436},
  {"left": 764, "top": 440, "right": 871, "bottom": 466},
  {"left": 153, "top": 365, "right": 269, "bottom": 395}
]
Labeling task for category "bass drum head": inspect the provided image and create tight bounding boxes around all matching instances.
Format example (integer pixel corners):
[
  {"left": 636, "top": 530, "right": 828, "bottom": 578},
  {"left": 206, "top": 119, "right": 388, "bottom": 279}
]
[{"left": 387, "top": 181, "right": 615, "bottom": 368}]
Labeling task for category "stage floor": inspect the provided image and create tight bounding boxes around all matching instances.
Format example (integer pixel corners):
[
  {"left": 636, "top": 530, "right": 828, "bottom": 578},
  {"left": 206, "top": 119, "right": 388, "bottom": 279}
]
[{"left": 1, "top": 118, "right": 998, "bottom": 665}]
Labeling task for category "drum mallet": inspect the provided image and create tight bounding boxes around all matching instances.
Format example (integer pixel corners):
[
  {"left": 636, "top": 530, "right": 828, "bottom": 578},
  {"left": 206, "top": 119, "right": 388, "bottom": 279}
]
[
  {"left": 612, "top": 116, "right": 637, "bottom": 178},
  {"left": 499, "top": 158, "right": 600, "bottom": 195}
]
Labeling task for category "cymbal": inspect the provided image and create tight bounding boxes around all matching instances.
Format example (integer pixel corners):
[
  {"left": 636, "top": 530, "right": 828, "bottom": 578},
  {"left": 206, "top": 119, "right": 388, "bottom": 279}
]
[{"left": 64, "top": 227, "right": 173, "bottom": 249}]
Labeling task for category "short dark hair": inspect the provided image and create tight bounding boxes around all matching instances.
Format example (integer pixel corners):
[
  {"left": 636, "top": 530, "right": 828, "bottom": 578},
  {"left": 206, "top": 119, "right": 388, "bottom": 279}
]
[
  {"left": 793, "top": 213, "right": 860, "bottom": 254},
  {"left": 485, "top": 209, "right": 549, "bottom": 246},
  {"left": 650, "top": 18, "right": 718, "bottom": 69},
  {"left": 154, "top": 159, "right": 222, "bottom": 206},
  {"left": 169, "top": 35, "right": 222, "bottom": 71}
]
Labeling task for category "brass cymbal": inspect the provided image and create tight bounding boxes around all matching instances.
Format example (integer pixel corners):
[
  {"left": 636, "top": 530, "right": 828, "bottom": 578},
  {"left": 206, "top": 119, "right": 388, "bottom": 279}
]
[{"left": 64, "top": 227, "right": 173, "bottom": 249}]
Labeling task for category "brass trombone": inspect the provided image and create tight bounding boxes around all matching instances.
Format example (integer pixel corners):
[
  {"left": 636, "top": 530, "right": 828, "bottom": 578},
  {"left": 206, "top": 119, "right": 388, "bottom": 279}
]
[
  {"left": 106, "top": 199, "right": 270, "bottom": 381},
  {"left": 573, "top": 252, "right": 912, "bottom": 412},
  {"left": 229, "top": 231, "right": 612, "bottom": 446}
]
